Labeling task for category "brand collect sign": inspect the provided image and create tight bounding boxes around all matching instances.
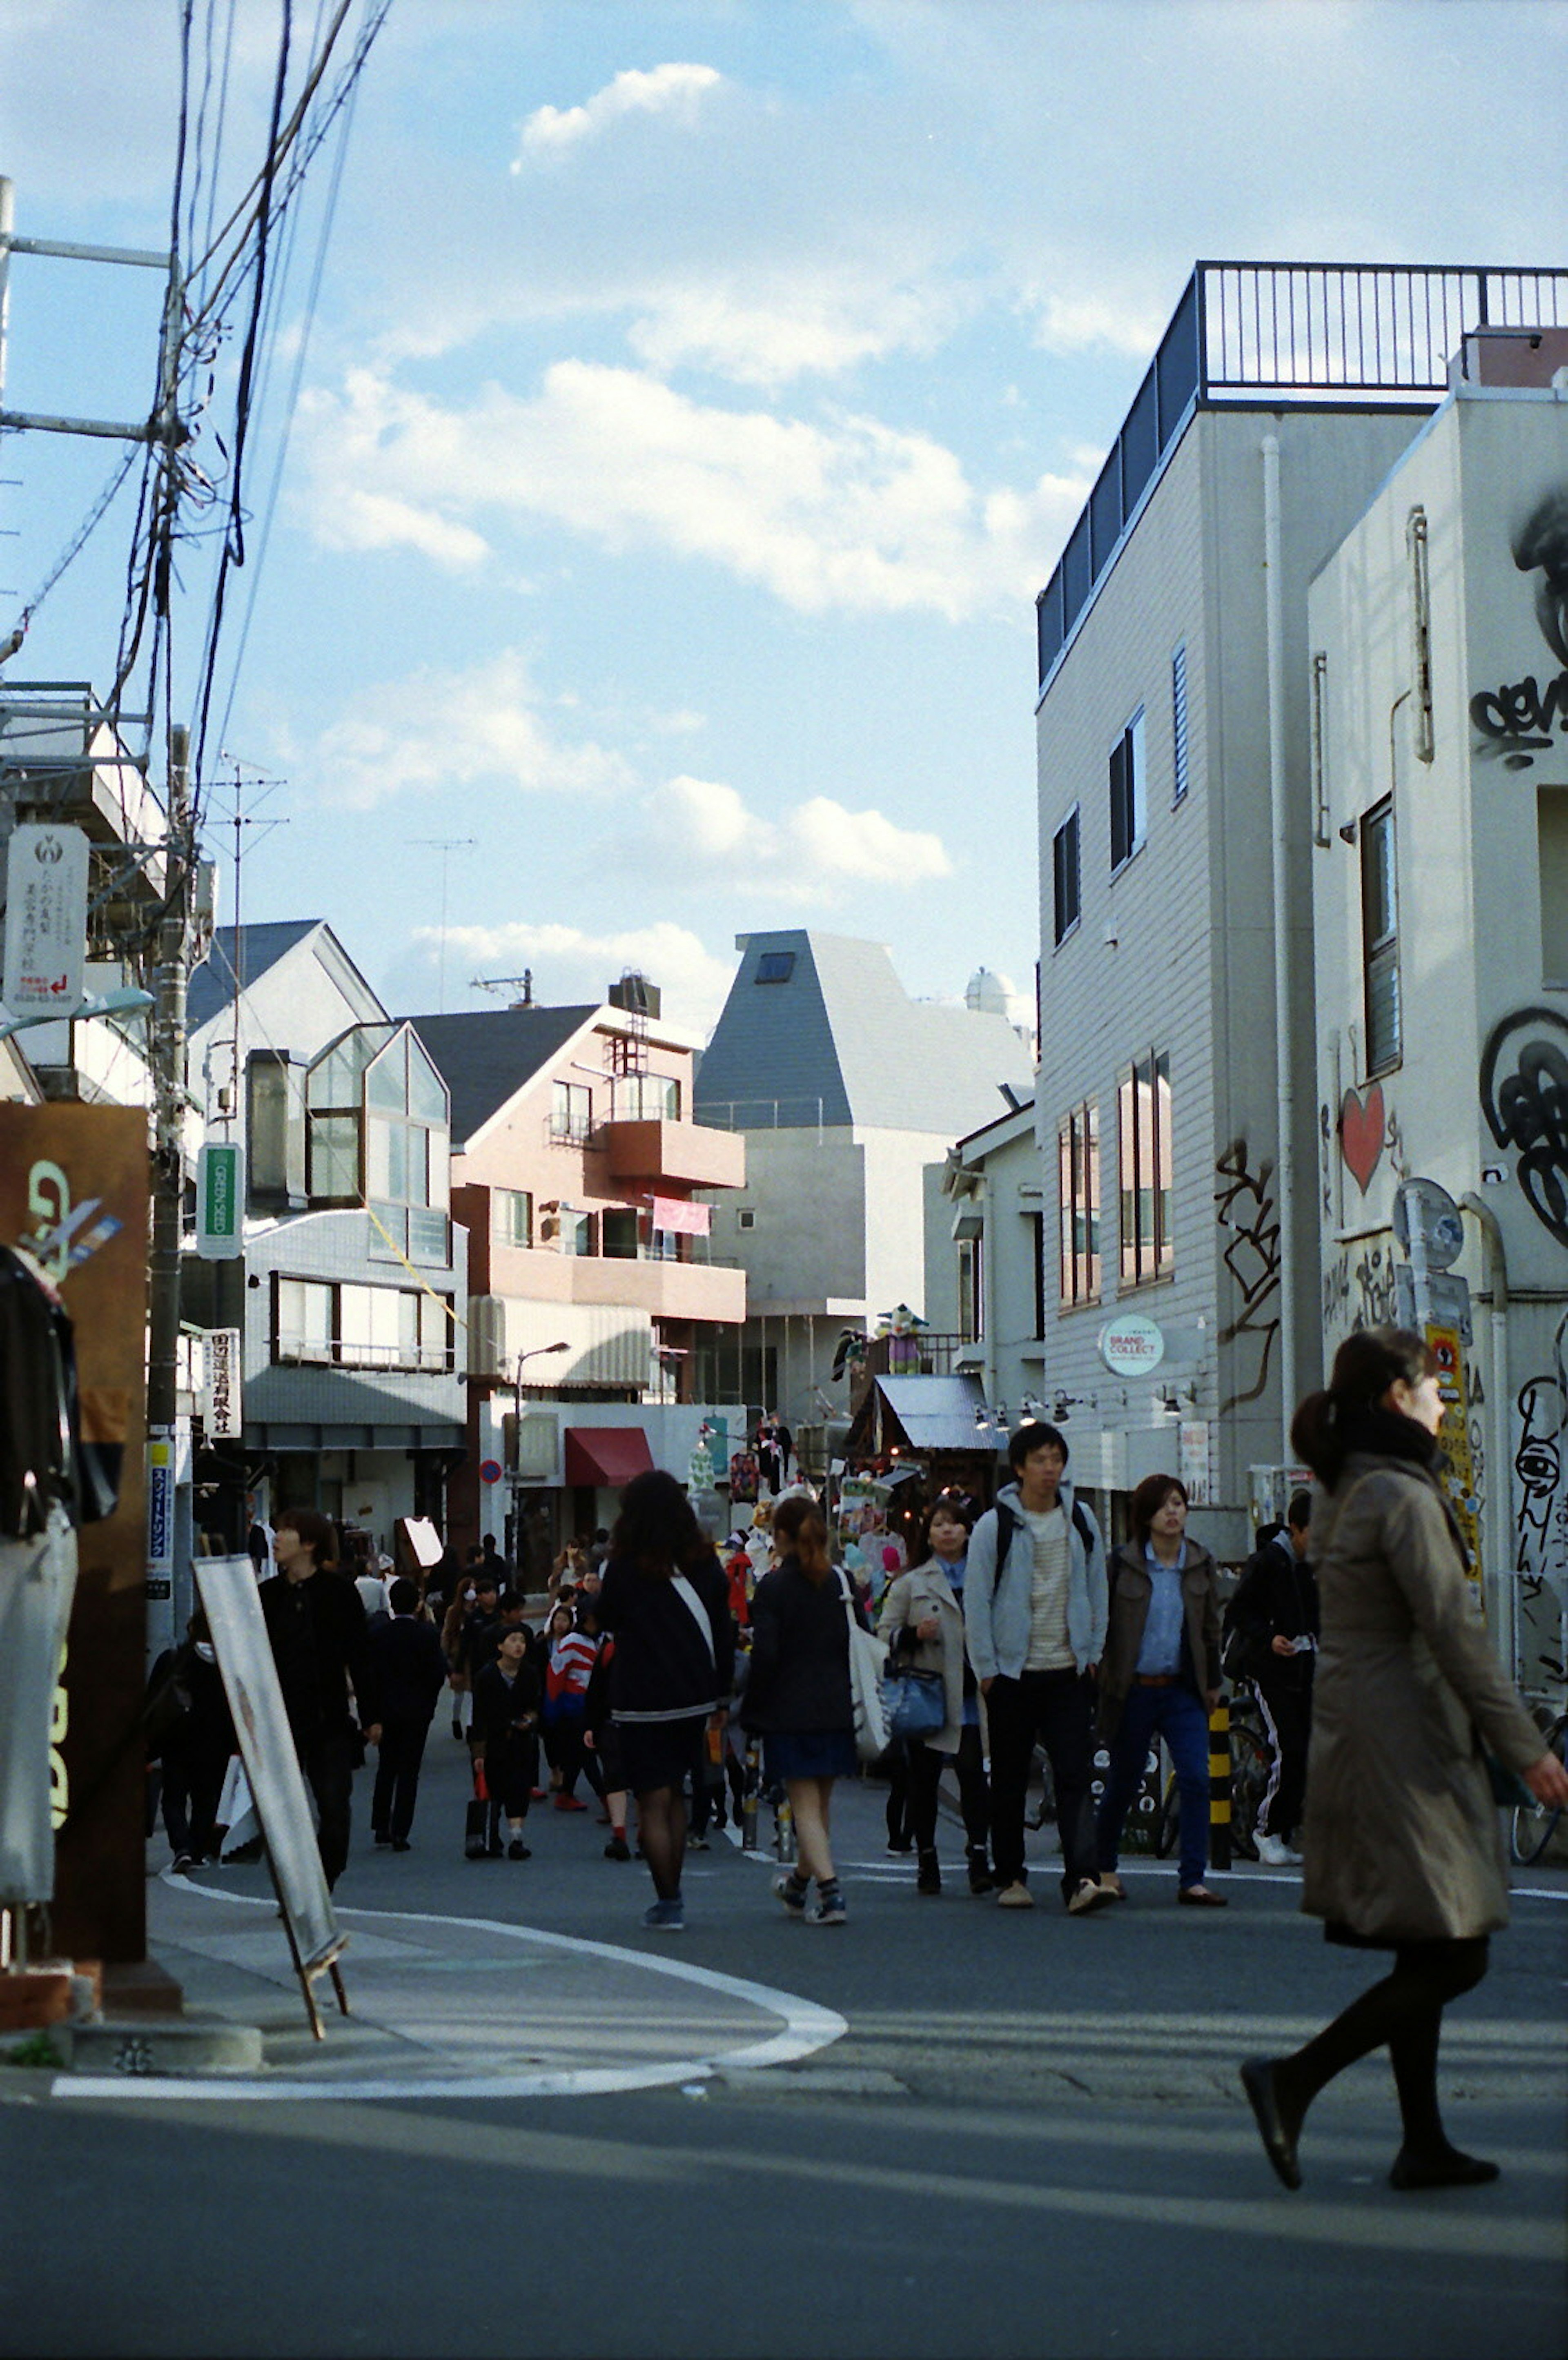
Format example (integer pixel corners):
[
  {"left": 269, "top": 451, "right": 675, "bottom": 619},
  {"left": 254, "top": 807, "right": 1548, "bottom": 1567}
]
[{"left": 1098, "top": 1313, "right": 1166, "bottom": 1376}]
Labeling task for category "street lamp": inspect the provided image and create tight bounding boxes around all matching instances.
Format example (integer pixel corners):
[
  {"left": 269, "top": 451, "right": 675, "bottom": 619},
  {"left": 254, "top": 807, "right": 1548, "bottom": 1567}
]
[{"left": 514, "top": 1338, "right": 570, "bottom": 1423}]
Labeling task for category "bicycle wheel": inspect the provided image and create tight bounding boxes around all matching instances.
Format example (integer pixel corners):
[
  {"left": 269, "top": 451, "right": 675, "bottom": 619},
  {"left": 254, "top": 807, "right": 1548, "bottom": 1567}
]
[
  {"left": 1229, "top": 1725, "right": 1270, "bottom": 1860},
  {"left": 1510, "top": 1716, "right": 1565, "bottom": 1866}
]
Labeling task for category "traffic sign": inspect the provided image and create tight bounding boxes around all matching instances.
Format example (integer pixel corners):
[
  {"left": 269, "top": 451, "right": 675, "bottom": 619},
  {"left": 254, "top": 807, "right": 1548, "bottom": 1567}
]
[{"left": 479, "top": 1457, "right": 503, "bottom": 1485}]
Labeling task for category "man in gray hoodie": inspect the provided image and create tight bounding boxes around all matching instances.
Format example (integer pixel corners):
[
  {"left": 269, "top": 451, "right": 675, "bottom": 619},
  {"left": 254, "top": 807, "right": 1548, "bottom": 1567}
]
[{"left": 964, "top": 1421, "right": 1111, "bottom": 1913}]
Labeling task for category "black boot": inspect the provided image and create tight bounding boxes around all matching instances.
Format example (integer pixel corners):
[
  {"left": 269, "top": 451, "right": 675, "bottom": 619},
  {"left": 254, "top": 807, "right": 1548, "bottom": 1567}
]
[
  {"left": 966, "top": 1844, "right": 994, "bottom": 1895},
  {"left": 917, "top": 1848, "right": 942, "bottom": 1895}
]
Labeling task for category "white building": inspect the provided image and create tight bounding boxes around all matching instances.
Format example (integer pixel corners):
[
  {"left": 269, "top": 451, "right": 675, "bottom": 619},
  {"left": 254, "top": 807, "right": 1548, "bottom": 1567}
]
[
  {"left": 693, "top": 929, "right": 1033, "bottom": 1449},
  {"left": 1032, "top": 263, "right": 1566, "bottom": 1554},
  {"left": 1309, "top": 330, "right": 1568, "bottom": 1676}
]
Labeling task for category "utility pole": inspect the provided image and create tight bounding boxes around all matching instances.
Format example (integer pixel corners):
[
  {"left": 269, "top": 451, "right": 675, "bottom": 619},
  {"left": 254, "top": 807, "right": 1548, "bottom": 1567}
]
[{"left": 144, "top": 722, "right": 193, "bottom": 1658}]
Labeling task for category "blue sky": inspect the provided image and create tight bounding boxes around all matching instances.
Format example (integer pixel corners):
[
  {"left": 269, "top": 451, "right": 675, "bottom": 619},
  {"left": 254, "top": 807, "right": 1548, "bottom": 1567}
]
[{"left": 2, "top": 0, "right": 1565, "bottom": 1038}]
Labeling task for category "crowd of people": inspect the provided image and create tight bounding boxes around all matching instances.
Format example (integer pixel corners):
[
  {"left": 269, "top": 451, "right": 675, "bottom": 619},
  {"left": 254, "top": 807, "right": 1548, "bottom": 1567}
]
[{"left": 144, "top": 1325, "right": 1568, "bottom": 2195}]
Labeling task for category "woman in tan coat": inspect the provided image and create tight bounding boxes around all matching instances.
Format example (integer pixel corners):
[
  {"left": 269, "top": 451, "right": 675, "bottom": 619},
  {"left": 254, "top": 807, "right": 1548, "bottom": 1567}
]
[{"left": 1241, "top": 1327, "right": 1568, "bottom": 2195}]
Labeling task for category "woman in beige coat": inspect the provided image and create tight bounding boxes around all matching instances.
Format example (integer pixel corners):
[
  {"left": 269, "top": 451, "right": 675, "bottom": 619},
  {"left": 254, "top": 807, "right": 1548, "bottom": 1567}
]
[
  {"left": 877, "top": 1496, "right": 991, "bottom": 1895},
  {"left": 1241, "top": 1327, "right": 1568, "bottom": 2195}
]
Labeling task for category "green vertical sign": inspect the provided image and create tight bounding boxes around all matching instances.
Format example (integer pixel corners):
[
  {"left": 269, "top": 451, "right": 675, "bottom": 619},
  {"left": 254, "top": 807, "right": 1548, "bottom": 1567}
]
[{"left": 196, "top": 1140, "right": 245, "bottom": 1259}]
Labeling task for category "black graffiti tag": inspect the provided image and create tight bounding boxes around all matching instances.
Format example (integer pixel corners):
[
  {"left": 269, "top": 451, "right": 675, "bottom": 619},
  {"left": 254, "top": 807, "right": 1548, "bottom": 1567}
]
[
  {"left": 1479, "top": 1006, "right": 1568, "bottom": 1250},
  {"left": 1468, "top": 670, "right": 1568, "bottom": 768},
  {"left": 1214, "top": 1138, "right": 1281, "bottom": 1416}
]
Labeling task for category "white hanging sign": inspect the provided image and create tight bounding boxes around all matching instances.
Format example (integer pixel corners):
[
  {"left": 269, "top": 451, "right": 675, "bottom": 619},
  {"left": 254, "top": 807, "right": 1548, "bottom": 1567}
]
[
  {"left": 2, "top": 824, "right": 90, "bottom": 1014},
  {"left": 202, "top": 1328, "right": 243, "bottom": 1438}
]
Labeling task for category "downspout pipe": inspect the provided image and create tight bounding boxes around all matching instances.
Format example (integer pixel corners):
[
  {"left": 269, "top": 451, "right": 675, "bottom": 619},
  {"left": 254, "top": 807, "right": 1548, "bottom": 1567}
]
[
  {"left": 1461, "top": 1193, "right": 1515, "bottom": 1683},
  {"left": 1263, "top": 434, "right": 1296, "bottom": 1463}
]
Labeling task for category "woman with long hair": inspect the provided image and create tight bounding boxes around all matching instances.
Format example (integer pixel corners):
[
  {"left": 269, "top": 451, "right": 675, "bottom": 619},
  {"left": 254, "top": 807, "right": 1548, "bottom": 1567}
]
[
  {"left": 1241, "top": 1327, "right": 1568, "bottom": 2193},
  {"left": 1095, "top": 1472, "right": 1225, "bottom": 1906},
  {"left": 743, "top": 1493, "right": 862, "bottom": 1925},
  {"left": 596, "top": 1472, "right": 735, "bottom": 1931},
  {"left": 877, "top": 1494, "right": 992, "bottom": 1895}
]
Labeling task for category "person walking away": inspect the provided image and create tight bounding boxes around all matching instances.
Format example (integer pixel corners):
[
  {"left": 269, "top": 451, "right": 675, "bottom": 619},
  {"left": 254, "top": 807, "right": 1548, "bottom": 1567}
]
[
  {"left": 1096, "top": 1474, "right": 1226, "bottom": 1907},
  {"left": 149, "top": 1610, "right": 235, "bottom": 1870},
  {"left": 368, "top": 1577, "right": 448, "bottom": 1851},
  {"left": 879, "top": 1494, "right": 992, "bottom": 1895},
  {"left": 963, "top": 1421, "right": 1110, "bottom": 1915},
  {"left": 260, "top": 1508, "right": 381, "bottom": 1892},
  {"left": 743, "top": 1494, "right": 862, "bottom": 1926},
  {"left": 1240, "top": 1327, "right": 1568, "bottom": 2193},
  {"left": 472, "top": 1625, "right": 541, "bottom": 1859},
  {"left": 1228, "top": 1491, "right": 1318, "bottom": 1864},
  {"left": 597, "top": 1471, "right": 735, "bottom": 1931}
]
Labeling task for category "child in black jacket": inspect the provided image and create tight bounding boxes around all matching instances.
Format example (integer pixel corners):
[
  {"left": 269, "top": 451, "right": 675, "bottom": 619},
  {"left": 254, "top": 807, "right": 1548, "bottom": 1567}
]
[{"left": 472, "top": 1628, "right": 541, "bottom": 1859}]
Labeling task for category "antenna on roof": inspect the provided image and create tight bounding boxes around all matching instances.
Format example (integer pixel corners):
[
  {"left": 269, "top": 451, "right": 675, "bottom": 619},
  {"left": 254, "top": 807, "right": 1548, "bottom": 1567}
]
[{"left": 471, "top": 970, "right": 534, "bottom": 1009}]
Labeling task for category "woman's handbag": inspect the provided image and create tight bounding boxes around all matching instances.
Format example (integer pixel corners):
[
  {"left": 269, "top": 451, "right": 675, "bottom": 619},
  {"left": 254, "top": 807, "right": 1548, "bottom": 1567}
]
[
  {"left": 881, "top": 1666, "right": 946, "bottom": 1743},
  {"left": 836, "top": 1572, "right": 891, "bottom": 1761}
]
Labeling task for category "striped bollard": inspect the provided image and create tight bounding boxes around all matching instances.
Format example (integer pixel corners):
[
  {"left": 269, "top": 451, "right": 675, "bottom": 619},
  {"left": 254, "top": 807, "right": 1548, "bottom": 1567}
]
[{"left": 1209, "top": 1699, "right": 1232, "bottom": 1872}]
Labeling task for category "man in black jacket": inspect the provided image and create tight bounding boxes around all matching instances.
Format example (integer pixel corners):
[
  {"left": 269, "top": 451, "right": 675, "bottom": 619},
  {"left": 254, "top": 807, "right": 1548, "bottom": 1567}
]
[
  {"left": 1227, "top": 1492, "right": 1318, "bottom": 1865},
  {"left": 368, "top": 1579, "right": 448, "bottom": 1850},
  {"left": 260, "top": 1507, "right": 381, "bottom": 1890}
]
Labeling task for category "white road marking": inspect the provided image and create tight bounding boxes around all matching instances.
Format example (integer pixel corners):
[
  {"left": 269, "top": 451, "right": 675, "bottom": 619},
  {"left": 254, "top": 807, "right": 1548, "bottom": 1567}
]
[{"left": 52, "top": 1878, "right": 846, "bottom": 2105}]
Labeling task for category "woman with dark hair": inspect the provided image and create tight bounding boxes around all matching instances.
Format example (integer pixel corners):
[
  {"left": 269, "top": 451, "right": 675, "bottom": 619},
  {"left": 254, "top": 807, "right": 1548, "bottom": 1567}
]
[
  {"left": 1241, "top": 1327, "right": 1568, "bottom": 2194},
  {"left": 878, "top": 1494, "right": 991, "bottom": 1895},
  {"left": 596, "top": 1471, "right": 735, "bottom": 1931},
  {"left": 1095, "top": 1472, "right": 1225, "bottom": 1907},
  {"left": 742, "top": 1494, "right": 862, "bottom": 1925}
]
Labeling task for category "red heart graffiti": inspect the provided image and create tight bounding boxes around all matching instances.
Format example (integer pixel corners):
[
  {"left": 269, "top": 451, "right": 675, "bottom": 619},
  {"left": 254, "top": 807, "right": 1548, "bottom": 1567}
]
[{"left": 1339, "top": 1084, "right": 1385, "bottom": 1192}]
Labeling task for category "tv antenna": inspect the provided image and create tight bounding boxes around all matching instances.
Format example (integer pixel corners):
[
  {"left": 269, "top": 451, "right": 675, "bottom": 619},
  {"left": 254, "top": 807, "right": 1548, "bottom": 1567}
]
[
  {"left": 408, "top": 836, "right": 475, "bottom": 1012},
  {"left": 471, "top": 970, "right": 535, "bottom": 1008}
]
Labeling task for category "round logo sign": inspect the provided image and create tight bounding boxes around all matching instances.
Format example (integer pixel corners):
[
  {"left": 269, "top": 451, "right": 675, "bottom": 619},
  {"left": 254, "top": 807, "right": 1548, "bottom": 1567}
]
[
  {"left": 478, "top": 1457, "right": 503, "bottom": 1485},
  {"left": 1098, "top": 1314, "right": 1166, "bottom": 1376}
]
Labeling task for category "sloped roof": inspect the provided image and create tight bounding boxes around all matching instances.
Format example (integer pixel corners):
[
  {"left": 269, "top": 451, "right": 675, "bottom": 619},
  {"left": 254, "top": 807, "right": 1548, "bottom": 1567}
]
[
  {"left": 185, "top": 918, "right": 322, "bottom": 1031},
  {"left": 847, "top": 1373, "right": 993, "bottom": 1457},
  {"left": 407, "top": 1006, "right": 597, "bottom": 1147},
  {"left": 693, "top": 930, "right": 1033, "bottom": 1136}
]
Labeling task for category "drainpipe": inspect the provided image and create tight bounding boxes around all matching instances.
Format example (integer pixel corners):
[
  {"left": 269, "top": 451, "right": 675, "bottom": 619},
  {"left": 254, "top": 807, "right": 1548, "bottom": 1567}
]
[
  {"left": 1263, "top": 433, "right": 1296, "bottom": 1463},
  {"left": 1461, "top": 1193, "right": 1515, "bottom": 1683}
]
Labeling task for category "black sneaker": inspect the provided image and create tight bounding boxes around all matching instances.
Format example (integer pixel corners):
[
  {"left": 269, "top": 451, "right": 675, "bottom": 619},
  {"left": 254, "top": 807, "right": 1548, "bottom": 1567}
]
[
  {"left": 604, "top": 1835, "right": 631, "bottom": 1860},
  {"left": 507, "top": 1839, "right": 531, "bottom": 1861},
  {"left": 916, "top": 1850, "right": 942, "bottom": 1895}
]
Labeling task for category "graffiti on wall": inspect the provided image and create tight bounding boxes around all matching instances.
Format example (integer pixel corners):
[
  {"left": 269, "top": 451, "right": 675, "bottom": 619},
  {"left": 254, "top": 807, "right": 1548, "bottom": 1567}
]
[
  {"left": 1479, "top": 1006, "right": 1568, "bottom": 1250},
  {"left": 1514, "top": 1312, "right": 1568, "bottom": 1685},
  {"left": 1214, "top": 1138, "right": 1280, "bottom": 1416},
  {"left": 1470, "top": 486, "right": 1568, "bottom": 769},
  {"left": 1321, "top": 1234, "right": 1401, "bottom": 1343}
]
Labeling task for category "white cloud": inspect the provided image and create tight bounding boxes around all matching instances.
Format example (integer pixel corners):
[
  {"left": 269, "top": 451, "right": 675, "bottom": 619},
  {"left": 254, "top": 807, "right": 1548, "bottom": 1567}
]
[
  {"left": 513, "top": 64, "right": 724, "bottom": 163},
  {"left": 427, "top": 919, "right": 736, "bottom": 1038},
  {"left": 311, "top": 649, "right": 636, "bottom": 810},
  {"left": 635, "top": 776, "right": 952, "bottom": 899},
  {"left": 298, "top": 364, "right": 1090, "bottom": 621}
]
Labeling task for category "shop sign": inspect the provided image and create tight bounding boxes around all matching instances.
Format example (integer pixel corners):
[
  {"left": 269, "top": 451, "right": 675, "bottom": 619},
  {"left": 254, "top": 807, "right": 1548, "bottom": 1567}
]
[
  {"left": 2, "top": 823, "right": 89, "bottom": 1013},
  {"left": 201, "top": 1329, "right": 242, "bottom": 1438},
  {"left": 1098, "top": 1313, "right": 1165, "bottom": 1377},
  {"left": 196, "top": 1141, "right": 245, "bottom": 1259}
]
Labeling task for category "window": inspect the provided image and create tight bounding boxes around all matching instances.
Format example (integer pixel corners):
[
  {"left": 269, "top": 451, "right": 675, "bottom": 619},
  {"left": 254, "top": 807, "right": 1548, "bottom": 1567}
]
[
  {"left": 1117, "top": 1051, "right": 1172, "bottom": 1286},
  {"left": 736, "top": 1208, "right": 756, "bottom": 1231},
  {"left": 1539, "top": 790, "right": 1568, "bottom": 986},
  {"left": 1052, "top": 807, "right": 1081, "bottom": 945},
  {"left": 610, "top": 1073, "right": 680, "bottom": 1122},
  {"left": 1109, "top": 706, "right": 1147, "bottom": 871},
  {"left": 601, "top": 1207, "right": 640, "bottom": 1260},
  {"left": 1171, "top": 646, "right": 1189, "bottom": 803},
  {"left": 1360, "top": 800, "right": 1401, "bottom": 1076},
  {"left": 561, "top": 1210, "right": 597, "bottom": 1257},
  {"left": 755, "top": 951, "right": 795, "bottom": 984},
  {"left": 247, "top": 1051, "right": 305, "bottom": 1208},
  {"left": 957, "top": 1236, "right": 983, "bottom": 1343},
  {"left": 274, "top": 1278, "right": 452, "bottom": 1371},
  {"left": 492, "top": 1188, "right": 533, "bottom": 1249},
  {"left": 304, "top": 1023, "right": 451, "bottom": 1265},
  {"left": 1031, "top": 1210, "right": 1047, "bottom": 1339},
  {"left": 550, "top": 1080, "right": 593, "bottom": 1142},
  {"left": 1057, "top": 1101, "right": 1101, "bottom": 1305}
]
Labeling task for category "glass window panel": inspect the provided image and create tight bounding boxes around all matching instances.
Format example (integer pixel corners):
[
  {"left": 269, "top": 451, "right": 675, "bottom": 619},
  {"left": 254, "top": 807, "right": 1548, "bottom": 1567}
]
[
  {"left": 407, "top": 1038, "right": 447, "bottom": 1123},
  {"left": 339, "top": 1285, "right": 375, "bottom": 1353},
  {"left": 369, "top": 1201, "right": 407, "bottom": 1260},
  {"left": 309, "top": 1113, "right": 360, "bottom": 1199},
  {"left": 408, "top": 1206, "right": 448, "bottom": 1265},
  {"left": 601, "top": 1207, "right": 639, "bottom": 1259},
  {"left": 1118, "top": 1072, "right": 1137, "bottom": 1283},
  {"left": 365, "top": 1040, "right": 406, "bottom": 1112}
]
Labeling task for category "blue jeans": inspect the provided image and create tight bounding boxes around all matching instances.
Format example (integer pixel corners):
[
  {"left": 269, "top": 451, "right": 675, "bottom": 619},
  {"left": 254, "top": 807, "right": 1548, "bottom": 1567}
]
[{"left": 1098, "top": 1682, "right": 1210, "bottom": 1889}]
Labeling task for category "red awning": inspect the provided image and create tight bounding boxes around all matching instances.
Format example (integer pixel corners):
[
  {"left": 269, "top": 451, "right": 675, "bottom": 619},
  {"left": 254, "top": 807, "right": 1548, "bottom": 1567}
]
[
  {"left": 563, "top": 1427, "right": 656, "bottom": 1487},
  {"left": 648, "top": 1194, "right": 710, "bottom": 1237}
]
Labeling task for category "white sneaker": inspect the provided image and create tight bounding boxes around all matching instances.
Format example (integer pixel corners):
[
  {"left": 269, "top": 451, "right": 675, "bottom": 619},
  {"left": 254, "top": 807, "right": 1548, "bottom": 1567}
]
[{"left": 1255, "top": 1833, "right": 1293, "bottom": 1867}]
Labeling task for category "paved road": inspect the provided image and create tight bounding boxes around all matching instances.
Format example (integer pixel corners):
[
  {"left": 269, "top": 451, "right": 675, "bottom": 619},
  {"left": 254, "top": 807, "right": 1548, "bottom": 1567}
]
[{"left": 3, "top": 1737, "right": 1564, "bottom": 2358}]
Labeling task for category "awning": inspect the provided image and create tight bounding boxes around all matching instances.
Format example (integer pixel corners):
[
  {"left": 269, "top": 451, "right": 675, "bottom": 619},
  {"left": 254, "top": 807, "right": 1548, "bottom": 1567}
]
[
  {"left": 563, "top": 1427, "right": 655, "bottom": 1487},
  {"left": 648, "top": 1194, "right": 710, "bottom": 1237}
]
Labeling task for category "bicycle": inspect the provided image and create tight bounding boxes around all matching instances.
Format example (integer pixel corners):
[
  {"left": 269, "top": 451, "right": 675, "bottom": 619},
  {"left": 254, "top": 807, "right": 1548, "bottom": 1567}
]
[
  {"left": 1509, "top": 1704, "right": 1566, "bottom": 1868},
  {"left": 1153, "top": 1690, "right": 1271, "bottom": 1861}
]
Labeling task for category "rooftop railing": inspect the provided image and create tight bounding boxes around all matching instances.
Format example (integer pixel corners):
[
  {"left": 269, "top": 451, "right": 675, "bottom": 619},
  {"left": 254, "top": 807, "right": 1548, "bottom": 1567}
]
[{"left": 1036, "top": 260, "right": 1568, "bottom": 696}]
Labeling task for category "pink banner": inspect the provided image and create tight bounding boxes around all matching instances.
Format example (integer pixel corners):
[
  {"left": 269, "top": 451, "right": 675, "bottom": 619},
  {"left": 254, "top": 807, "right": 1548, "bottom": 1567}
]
[{"left": 649, "top": 1194, "right": 710, "bottom": 1236}]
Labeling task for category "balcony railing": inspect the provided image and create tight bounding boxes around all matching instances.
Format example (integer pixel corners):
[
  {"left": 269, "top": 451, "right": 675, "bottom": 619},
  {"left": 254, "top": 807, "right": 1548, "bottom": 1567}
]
[{"left": 1036, "top": 260, "right": 1568, "bottom": 695}]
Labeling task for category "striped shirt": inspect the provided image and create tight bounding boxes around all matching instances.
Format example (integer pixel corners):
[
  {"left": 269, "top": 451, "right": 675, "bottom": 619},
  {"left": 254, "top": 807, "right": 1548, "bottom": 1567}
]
[{"left": 1018, "top": 1503, "right": 1074, "bottom": 1671}]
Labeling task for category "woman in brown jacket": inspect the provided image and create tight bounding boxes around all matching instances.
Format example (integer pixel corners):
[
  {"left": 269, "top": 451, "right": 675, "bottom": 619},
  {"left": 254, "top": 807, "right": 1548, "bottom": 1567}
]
[{"left": 1241, "top": 1327, "right": 1568, "bottom": 2195}]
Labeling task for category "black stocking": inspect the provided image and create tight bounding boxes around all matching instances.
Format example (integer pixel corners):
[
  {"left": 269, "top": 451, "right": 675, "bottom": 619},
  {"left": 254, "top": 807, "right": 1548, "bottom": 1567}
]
[
  {"left": 1278, "top": 1936, "right": 1489, "bottom": 2157},
  {"left": 637, "top": 1783, "right": 687, "bottom": 1901}
]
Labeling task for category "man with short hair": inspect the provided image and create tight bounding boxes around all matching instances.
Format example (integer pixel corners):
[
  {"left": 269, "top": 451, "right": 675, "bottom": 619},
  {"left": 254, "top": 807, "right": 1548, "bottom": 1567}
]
[
  {"left": 1227, "top": 1491, "right": 1318, "bottom": 1864},
  {"left": 261, "top": 1507, "right": 381, "bottom": 1891},
  {"left": 964, "top": 1423, "right": 1110, "bottom": 1914},
  {"left": 368, "top": 1577, "right": 448, "bottom": 1850}
]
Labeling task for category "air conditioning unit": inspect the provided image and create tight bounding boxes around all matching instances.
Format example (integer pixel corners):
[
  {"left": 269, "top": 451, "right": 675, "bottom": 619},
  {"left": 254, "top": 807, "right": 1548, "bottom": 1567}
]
[{"left": 468, "top": 1294, "right": 505, "bottom": 1379}]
